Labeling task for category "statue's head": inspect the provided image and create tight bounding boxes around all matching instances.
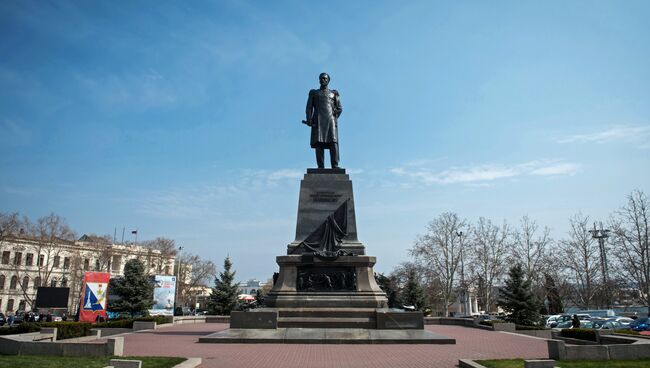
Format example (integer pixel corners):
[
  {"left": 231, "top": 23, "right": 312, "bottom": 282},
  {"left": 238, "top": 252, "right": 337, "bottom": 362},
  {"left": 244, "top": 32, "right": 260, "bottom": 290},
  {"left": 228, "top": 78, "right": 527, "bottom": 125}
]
[{"left": 319, "top": 73, "right": 330, "bottom": 87}]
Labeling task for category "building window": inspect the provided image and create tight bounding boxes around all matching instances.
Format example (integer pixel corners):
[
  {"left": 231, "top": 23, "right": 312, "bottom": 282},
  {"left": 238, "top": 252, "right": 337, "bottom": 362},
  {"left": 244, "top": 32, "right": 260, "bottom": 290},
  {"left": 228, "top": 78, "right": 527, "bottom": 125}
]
[
  {"left": 95, "top": 259, "right": 100, "bottom": 270},
  {"left": 61, "top": 277, "right": 68, "bottom": 288},
  {"left": 22, "top": 276, "right": 29, "bottom": 290},
  {"left": 37, "top": 254, "right": 45, "bottom": 267},
  {"left": 0, "top": 275, "right": 5, "bottom": 289},
  {"left": 50, "top": 279, "right": 57, "bottom": 287},
  {"left": 13, "top": 252, "right": 22, "bottom": 265},
  {"left": 1, "top": 251, "right": 9, "bottom": 264},
  {"left": 34, "top": 277, "right": 41, "bottom": 288},
  {"left": 10, "top": 276, "right": 18, "bottom": 289},
  {"left": 112, "top": 255, "right": 121, "bottom": 272},
  {"left": 63, "top": 257, "right": 70, "bottom": 269},
  {"left": 18, "top": 300, "right": 26, "bottom": 311},
  {"left": 7, "top": 299, "right": 14, "bottom": 312},
  {"left": 53, "top": 256, "right": 60, "bottom": 268},
  {"left": 84, "top": 258, "right": 90, "bottom": 271},
  {"left": 164, "top": 265, "right": 170, "bottom": 275},
  {"left": 25, "top": 253, "right": 34, "bottom": 266}
]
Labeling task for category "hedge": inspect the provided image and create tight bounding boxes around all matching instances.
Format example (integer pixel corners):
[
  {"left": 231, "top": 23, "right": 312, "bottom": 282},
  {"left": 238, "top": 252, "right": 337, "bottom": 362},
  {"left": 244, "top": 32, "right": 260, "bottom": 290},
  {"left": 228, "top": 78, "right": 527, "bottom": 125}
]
[
  {"left": 561, "top": 328, "right": 597, "bottom": 341},
  {"left": 95, "top": 316, "right": 173, "bottom": 329},
  {"left": 614, "top": 329, "right": 641, "bottom": 336},
  {"left": 479, "top": 320, "right": 506, "bottom": 327},
  {"left": 0, "top": 323, "right": 41, "bottom": 336},
  {"left": 515, "top": 325, "right": 548, "bottom": 330},
  {"left": 38, "top": 322, "right": 92, "bottom": 340}
]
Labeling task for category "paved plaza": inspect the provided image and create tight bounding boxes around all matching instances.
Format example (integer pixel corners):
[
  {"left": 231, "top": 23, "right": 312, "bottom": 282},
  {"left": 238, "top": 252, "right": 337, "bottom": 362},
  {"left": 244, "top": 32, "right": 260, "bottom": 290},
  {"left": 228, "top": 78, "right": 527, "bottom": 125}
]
[{"left": 123, "top": 323, "right": 549, "bottom": 368}]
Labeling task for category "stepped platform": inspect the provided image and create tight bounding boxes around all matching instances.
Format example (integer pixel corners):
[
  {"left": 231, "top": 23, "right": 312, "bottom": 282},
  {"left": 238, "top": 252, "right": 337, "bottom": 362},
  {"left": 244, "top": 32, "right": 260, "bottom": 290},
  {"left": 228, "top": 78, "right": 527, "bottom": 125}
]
[{"left": 198, "top": 327, "right": 455, "bottom": 344}]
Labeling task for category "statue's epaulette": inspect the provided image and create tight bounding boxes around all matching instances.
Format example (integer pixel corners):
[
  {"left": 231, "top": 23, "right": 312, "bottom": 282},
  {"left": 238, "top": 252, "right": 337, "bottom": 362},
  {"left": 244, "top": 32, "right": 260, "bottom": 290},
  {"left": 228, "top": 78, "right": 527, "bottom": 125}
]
[
  {"left": 309, "top": 89, "right": 317, "bottom": 95},
  {"left": 331, "top": 89, "right": 339, "bottom": 95}
]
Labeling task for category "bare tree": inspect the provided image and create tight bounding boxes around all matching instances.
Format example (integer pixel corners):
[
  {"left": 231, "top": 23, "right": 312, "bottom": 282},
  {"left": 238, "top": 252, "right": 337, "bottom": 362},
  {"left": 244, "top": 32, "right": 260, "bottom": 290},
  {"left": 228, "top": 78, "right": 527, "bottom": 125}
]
[
  {"left": 12, "top": 213, "right": 76, "bottom": 308},
  {"left": 559, "top": 213, "right": 601, "bottom": 309},
  {"left": 470, "top": 217, "right": 510, "bottom": 313},
  {"left": 142, "top": 237, "right": 177, "bottom": 274},
  {"left": 610, "top": 190, "right": 650, "bottom": 315},
  {"left": 410, "top": 212, "right": 467, "bottom": 316},
  {"left": 510, "top": 216, "right": 553, "bottom": 289},
  {"left": 176, "top": 252, "right": 217, "bottom": 307}
]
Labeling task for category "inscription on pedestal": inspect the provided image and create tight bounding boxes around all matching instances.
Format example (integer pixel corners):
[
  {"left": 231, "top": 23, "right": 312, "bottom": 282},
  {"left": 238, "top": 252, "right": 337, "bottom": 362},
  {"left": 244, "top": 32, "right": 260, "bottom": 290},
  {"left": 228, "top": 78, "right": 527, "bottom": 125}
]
[
  {"left": 296, "top": 266, "right": 356, "bottom": 291},
  {"left": 310, "top": 191, "right": 343, "bottom": 203}
]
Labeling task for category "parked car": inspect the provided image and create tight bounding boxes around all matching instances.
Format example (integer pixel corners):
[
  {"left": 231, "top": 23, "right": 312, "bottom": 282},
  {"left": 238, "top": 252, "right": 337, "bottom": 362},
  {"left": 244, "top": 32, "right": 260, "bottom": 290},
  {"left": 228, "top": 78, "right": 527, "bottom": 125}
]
[
  {"left": 629, "top": 317, "right": 650, "bottom": 331},
  {"left": 548, "top": 314, "right": 591, "bottom": 328},
  {"left": 590, "top": 319, "right": 623, "bottom": 330},
  {"left": 0, "top": 312, "right": 5, "bottom": 326},
  {"left": 607, "top": 316, "right": 634, "bottom": 326}
]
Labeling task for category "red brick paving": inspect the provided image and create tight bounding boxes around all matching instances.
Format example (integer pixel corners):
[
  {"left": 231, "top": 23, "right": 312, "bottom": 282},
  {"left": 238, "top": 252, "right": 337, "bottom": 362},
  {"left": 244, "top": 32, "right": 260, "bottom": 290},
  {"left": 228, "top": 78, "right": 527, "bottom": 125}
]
[{"left": 123, "top": 323, "right": 549, "bottom": 368}]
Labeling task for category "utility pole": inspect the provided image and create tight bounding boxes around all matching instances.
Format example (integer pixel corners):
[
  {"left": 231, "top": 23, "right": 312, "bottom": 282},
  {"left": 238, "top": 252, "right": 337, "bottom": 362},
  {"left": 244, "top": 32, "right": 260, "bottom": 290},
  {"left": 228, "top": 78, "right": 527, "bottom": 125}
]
[
  {"left": 457, "top": 231, "right": 467, "bottom": 316},
  {"left": 589, "top": 222, "right": 611, "bottom": 309},
  {"left": 174, "top": 245, "right": 184, "bottom": 316}
]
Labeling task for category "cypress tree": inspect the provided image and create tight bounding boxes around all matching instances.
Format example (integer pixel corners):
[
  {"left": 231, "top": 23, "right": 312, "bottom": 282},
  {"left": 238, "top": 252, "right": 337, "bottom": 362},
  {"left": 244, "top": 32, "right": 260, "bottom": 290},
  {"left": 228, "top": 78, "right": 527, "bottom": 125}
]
[
  {"left": 108, "top": 259, "right": 154, "bottom": 317},
  {"left": 498, "top": 264, "right": 541, "bottom": 326},
  {"left": 544, "top": 273, "right": 564, "bottom": 315},
  {"left": 208, "top": 256, "right": 239, "bottom": 315}
]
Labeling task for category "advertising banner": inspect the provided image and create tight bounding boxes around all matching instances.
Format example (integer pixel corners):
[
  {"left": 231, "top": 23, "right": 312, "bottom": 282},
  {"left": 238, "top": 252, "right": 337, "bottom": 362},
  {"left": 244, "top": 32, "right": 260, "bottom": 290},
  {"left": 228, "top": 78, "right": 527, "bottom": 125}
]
[
  {"left": 79, "top": 272, "right": 110, "bottom": 323},
  {"left": 149, "top": 275, "right": 176, "bottom": 316}
]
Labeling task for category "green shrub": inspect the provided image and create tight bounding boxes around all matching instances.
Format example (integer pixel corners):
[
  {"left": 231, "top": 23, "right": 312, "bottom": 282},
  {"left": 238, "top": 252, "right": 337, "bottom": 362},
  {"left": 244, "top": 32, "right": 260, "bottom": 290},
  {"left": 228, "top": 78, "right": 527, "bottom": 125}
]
[
  {"left": 136, "top": 315, "right": 172, "bottom": 325},
  {"left": 614, "top": 329, "right": 640, "bottom": 335},
  {"left": 39, "top": 322, "right": 92, "bottom": 340},
  {"left": 516, "top": 324, "right": 548, "bottom": 330},
  {"left": 561, "top": 328, "right": 597, "bottom": 341},
  {"left": 479, "top": 320, "right": 505, "bottom": 327},
  {"left": 0, "top": 323, "right": 41, "bottom": 335}
]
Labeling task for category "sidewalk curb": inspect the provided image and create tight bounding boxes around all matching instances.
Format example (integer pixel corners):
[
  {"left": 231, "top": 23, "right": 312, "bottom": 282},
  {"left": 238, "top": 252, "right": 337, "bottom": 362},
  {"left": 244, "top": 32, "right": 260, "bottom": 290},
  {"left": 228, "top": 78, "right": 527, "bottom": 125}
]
[{"left": 173, "top": 357, "right": 202, "bottom": 368}]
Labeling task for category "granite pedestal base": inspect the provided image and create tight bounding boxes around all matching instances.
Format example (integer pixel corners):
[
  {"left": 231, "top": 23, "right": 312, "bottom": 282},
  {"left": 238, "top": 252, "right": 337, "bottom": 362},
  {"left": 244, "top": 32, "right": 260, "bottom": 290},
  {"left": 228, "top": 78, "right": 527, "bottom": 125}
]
[{"left": 265, "top": 255, "right": 388, "bottom": 308}]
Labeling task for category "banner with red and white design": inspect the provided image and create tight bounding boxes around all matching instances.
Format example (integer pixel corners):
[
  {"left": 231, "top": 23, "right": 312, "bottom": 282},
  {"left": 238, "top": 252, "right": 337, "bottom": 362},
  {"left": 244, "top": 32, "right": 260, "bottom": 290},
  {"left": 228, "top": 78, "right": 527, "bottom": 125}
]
[{"left": 78, "top": 272, "right": 110, "bottom": 323}]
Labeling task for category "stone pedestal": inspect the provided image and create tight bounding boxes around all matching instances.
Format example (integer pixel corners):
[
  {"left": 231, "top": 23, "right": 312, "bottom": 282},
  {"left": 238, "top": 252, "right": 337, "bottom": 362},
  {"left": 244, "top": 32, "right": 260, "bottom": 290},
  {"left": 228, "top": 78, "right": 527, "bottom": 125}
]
[
  {"left": 265, "top": 255, "right": 388, "bottom": 309},
  {"left": 287, "top": 168, "right": 365, "bottom": 255}
]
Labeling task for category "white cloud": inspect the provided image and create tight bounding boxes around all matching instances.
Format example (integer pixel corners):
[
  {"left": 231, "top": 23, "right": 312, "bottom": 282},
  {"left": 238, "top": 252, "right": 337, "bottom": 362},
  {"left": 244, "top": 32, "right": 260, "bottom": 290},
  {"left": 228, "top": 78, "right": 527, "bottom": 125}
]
[
  {"left": 557, "top": 125, "right": 650, "bottom": 145},
  {"left": 390, "top": 160, "right": 580, "bottom": 185}
]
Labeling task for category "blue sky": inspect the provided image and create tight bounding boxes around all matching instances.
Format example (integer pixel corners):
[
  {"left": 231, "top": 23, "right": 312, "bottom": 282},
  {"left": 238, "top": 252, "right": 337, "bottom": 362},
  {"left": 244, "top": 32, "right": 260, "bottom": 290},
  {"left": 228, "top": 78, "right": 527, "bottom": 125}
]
[{"left": 1, "top": 1, "right": 649, "bottom": 282}]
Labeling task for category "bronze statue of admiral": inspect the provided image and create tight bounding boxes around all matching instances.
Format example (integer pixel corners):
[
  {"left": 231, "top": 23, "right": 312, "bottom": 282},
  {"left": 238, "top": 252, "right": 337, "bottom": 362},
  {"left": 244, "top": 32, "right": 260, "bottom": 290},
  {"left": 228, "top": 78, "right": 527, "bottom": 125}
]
[{"left": 303, "top": 73, "right": 342, "bottom": 169}]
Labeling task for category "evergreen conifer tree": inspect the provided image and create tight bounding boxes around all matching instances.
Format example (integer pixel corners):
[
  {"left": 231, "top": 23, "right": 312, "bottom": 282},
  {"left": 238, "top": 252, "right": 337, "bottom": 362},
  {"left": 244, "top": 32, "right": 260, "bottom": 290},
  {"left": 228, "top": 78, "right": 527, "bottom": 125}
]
[
  {"left": 498, "top": 264, "right": 541, "bottom": 326},
  {"left": 108, "top": 259, "right": 154, "bottom": 317},
  {"left": 208, "top": 256, "right": 239, "bottom": 315},
  {"left": 402, "top": 270, "right": 426, "bottom": 310},
  {"left": 375, "top": 272, "right": 400, "bottom": 308}
]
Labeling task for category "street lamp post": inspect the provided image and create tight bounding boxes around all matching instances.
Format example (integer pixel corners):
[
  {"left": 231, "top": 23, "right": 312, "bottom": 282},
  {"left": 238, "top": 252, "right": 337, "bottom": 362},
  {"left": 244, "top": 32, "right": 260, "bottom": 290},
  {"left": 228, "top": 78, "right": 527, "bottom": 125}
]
[
  {"left": 457, "top": 231, "right": 467, "bottom": 316},
  {"left": 589, "top": 222, "right": 611, "bottom": 309},
  {"left": 174, "top": 246, "right": 184, "bottom": 316}
]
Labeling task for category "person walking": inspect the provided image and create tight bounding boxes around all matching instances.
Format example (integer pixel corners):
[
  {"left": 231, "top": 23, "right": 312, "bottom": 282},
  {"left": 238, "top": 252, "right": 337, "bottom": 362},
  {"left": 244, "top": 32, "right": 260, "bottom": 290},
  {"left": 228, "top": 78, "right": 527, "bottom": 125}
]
[
  {"left": 571, "top": 314, "right": 580, "bottom": 328},
  {"left": 7, "top": 313, "right": 14, "bottom": 327}
]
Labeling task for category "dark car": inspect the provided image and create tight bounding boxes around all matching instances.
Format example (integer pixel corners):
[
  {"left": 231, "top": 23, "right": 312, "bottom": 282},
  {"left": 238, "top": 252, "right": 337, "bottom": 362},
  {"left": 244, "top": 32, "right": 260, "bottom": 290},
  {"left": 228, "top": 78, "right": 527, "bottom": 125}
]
[
  {"left": 629, "top": 317, "right": 650, "bottom": 331},
  {"left": 0, "top": 312, "right": 5, "bottom": 326}
]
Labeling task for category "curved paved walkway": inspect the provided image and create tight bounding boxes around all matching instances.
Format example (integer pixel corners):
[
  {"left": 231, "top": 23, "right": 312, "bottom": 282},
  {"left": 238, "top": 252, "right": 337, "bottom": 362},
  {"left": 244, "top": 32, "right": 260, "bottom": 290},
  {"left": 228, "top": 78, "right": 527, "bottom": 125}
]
[{"left": 123, "top": 323, "right": 549, "bottom": 368}]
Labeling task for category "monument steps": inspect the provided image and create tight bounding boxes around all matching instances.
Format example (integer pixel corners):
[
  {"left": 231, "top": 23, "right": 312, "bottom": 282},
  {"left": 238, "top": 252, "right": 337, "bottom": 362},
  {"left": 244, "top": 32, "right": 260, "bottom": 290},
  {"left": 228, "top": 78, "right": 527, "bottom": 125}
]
[
  {"left": 278, "top": 308, "right": 376, "bottom": 318},
  {"left": 277, "top": 308, "right": 377, "bottom": 328},
  {"left": 278, "top": 317, "right": 376, "bottom": 329}
]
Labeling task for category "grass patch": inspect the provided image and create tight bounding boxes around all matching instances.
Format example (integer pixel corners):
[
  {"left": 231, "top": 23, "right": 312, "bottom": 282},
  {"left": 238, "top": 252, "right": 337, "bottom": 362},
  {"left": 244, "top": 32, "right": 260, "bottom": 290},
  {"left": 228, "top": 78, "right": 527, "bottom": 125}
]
[
  {"left": 557, "top": 360, "right": 650, "bottom": 368},
  {"left": 477, "top": 359, "right": 650, "bottom": 368},
  {"left": 0, "top": 355, "right": 185, "bottom": 368},
  {"left": 477, "top": 359, "right": 524, "bottom": 368}
]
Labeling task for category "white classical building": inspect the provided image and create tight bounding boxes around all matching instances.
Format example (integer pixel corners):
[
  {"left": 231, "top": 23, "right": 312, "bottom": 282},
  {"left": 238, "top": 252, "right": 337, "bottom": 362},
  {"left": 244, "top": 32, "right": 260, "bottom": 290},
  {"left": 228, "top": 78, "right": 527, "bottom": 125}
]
[
  {"left": 237, "top": 279, "right": 270, "bottom": 295},
  {"left": 0, "top": 234, "right": 175, "bottom": 314}
]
